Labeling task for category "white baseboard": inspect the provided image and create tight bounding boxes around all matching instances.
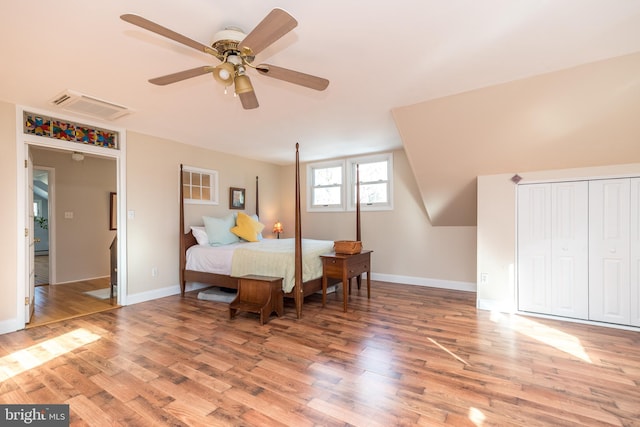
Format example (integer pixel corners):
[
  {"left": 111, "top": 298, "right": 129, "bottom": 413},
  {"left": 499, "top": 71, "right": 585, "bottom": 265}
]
[
  {"left": 0, "top": 318, "right": 23, "bottom": 335},
  {"left": 477, "top": 298, "right": 516, "bottom": 313},
  {"left": 125, "top": 282, "right": 211, "bottom": 305},
  {"left": 53, "top": 275, "right": 110, "bottom": 286},
  {"left": 125, "top": 275, "right": 477, "bottom": 307},
  {"left": 371, "top": 272, "right": 476, "bottom": 292}
]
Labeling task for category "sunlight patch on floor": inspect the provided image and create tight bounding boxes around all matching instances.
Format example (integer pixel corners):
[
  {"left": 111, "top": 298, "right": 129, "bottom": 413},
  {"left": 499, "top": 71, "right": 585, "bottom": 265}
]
[
  {"left": 0, "top": 328, "right": 101, "bottom": 381},
  {"left": 491, "top": 311, "right": 592, "bottom": 363},
  {"left": 469, "top": 407, "right": 486, "bottom": 426}
]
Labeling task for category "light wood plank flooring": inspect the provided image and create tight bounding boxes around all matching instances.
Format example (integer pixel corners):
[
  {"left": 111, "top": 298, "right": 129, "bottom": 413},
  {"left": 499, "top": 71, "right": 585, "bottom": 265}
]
[
  {"left": 30, "top": 277, "right": 118, "bottom": 327},
  {"left": 1, "top": 281, "right": 639, "bottom": 426}
]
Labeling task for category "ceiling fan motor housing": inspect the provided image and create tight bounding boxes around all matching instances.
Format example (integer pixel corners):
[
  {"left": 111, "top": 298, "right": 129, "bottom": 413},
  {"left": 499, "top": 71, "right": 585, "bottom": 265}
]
[{"left": 212, "top": 27, "right": 253, "bottom": 61}]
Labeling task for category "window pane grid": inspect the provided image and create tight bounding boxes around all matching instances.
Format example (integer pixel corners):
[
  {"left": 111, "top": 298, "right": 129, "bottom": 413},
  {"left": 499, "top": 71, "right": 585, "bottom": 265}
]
[{"left": 183, "top": 166, "right": 219, "bottom": 205}]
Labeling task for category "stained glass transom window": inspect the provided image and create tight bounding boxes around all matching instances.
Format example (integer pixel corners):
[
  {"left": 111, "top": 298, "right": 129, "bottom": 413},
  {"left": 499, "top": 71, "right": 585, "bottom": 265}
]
[{"left": 23, "top": 111, "right": 119, "bottom": 149}]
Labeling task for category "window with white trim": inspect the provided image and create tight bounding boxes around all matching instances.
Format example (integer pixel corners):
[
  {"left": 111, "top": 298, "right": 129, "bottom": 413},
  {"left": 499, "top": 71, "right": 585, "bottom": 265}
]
[
  {"left": 348, "top": 153, "right": 393, "bottom": 210},
  {"left": 182, "top": 166, "right": 219, "bottom": 205},
  {"left": 307, "top": 152, "right": 393, "bottom": 212},
  {"left": 307, "top": 160, "right": 345, "bottom": 211}
]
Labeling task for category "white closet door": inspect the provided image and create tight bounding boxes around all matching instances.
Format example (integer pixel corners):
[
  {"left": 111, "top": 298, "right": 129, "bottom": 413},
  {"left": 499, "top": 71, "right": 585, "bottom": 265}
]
[
  {"left": 589, "top": 179, "right": 630, "bottom": 324},
  {"left": 630, "top": 178, "right": 640, "bottom": 327},
  {"left": 518, "top": 184, "right": 552, "bottom": 314},
  {"left": 551, "top": 181, "right": 589, "bottom": 319}
]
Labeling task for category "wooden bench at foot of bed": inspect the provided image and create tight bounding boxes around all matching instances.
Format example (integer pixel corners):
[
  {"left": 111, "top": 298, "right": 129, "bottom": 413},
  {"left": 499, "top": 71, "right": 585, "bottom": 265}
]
[{"left": 229, "top": 275, "right": 283, "bottom": 325}]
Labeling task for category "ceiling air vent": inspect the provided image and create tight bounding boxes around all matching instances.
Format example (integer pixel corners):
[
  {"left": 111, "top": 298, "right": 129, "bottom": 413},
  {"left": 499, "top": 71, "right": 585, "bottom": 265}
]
[{"left": 49, "top": 90, "right": 131, "bottom": 121}]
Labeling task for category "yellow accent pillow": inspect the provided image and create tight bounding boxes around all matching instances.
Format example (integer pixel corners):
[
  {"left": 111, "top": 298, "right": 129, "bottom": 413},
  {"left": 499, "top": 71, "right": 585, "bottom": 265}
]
[{"left": 231, "top": 212, "right": 265, "bottom": 242}]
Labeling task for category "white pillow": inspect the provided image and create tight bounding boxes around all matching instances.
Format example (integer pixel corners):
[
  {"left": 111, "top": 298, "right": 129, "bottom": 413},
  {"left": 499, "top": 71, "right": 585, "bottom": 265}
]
[{"left": 190, "top": 226, "right": 209, "bottom": 245}]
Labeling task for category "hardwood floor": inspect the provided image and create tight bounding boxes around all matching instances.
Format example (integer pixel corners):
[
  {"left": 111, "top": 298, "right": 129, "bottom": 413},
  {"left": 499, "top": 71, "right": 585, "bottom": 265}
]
[
  {"left": 1, "top": 281, "right": 639, "bottom": 426},
  {"left": 34, "top": 254, "right": 49, "bottom": 286},
  {"left": 30, "top": 277, "right": 118, "bottom": 327}
]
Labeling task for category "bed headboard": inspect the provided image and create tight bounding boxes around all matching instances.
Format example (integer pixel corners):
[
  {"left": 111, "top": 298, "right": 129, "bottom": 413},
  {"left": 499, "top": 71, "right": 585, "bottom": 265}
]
[{"left": 179, "top": 164, "right": 260, "bottom": 286}]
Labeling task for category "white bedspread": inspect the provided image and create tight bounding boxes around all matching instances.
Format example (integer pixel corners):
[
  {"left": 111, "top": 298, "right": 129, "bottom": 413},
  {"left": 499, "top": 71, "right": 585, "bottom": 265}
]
[
  {"left": 186, "top": 242, "right": 245, "bottom": 275},
  {"left": 186, "top": 238, "right": 334, "bottom": 293}
]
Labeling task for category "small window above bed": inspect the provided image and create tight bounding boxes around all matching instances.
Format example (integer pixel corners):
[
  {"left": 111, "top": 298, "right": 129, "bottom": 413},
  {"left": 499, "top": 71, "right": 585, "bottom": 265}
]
[{"left": 182, "top": 166, "right": 219, "bottom": 205}]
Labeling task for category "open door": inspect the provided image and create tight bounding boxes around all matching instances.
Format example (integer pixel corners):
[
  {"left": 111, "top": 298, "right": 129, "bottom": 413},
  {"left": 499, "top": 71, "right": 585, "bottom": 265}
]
[
  {"left": 33, "top": 168, "right": 51, "bottom": 286},
  {"left": 25, "top": 147, "right": 35, "bottom": 323}
]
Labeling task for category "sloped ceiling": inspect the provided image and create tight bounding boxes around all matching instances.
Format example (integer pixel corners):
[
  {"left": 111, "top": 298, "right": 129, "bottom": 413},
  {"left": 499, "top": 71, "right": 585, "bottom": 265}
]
[
  {"left": 393, "top": 52, "right": 640, "bottom": 226},
  {"left": 1, "top": 1, "right": 640, "bottom": 165}
]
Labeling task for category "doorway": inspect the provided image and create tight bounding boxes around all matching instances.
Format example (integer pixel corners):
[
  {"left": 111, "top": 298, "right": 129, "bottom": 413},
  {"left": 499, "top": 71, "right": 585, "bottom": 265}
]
[
  {"left": 25, "top": 147, "right": 120, "bottom": 327},
  {"left": 26, "top": 146, "right": 121, "bottom": 327},
  {"left": 17, "top": 106, "right": 128, "bottom": 330}
]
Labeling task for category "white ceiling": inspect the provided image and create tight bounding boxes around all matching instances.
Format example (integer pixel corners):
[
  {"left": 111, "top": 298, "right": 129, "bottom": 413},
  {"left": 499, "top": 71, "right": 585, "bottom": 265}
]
[{"left": 2, "top": 0, "right": 640, "bottom": 164}]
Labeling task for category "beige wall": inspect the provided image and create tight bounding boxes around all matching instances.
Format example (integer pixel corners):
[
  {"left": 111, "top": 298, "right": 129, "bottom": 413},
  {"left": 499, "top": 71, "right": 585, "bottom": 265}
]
[
  {"left": 477, "top": 163, "right": 640, "bottom": 311},
  {"left": 0, "top": 102, "right": 17, "bottom": 325},
  {"left": 393, "top": 51, "right": 640, "bottom": 226},
  {"left": 125, "top": 132, "right": 282, "bottom": 296},
  {"left": 0, "top": 98, "right": 486, "bottom": 332},
  {"left": 0, "top": 112, "right": 284, "bottom": 330},
  {"left": 279, "top": 149, "right": 477, "bottom": 286},
  {"left": 32, "top": 148, "right": 116, "bottom": 283}
]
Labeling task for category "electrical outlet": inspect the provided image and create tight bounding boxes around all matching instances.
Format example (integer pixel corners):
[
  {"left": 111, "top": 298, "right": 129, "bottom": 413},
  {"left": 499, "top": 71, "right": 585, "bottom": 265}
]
[{"left": 480, "top": 273, "right": 489, "bottom": 285}]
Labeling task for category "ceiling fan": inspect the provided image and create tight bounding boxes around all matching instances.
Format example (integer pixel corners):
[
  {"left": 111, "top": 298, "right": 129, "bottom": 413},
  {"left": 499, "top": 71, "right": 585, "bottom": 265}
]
[{"left": 120, "top": 8, "right": 329, "bottom": 110}]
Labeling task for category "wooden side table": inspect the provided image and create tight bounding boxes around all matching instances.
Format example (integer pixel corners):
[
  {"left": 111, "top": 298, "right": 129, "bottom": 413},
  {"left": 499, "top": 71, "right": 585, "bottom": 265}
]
[
  {"left": 229, "top": 275, "right": 284, "bottom": 325},
  {"left": 320, "top": 250, "right": 372, "bottom": 312}
]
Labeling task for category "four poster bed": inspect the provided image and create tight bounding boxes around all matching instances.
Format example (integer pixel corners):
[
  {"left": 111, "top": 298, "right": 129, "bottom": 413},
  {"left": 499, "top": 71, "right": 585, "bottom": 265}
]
[{"left": 179, "top": 143, "right": 362, "bottom": 318}]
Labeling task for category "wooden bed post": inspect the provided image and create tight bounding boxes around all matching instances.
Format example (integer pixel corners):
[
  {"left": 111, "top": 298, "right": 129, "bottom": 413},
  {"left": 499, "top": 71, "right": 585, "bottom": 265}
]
[
  {"left": 179, "top": 164, "right": 186, "bottom": 296},
  {"left": 294, "top": 143, "right": 303, "bottom": 318},
  {"left": 256, "top": 176, "right": 259, "bottom": 217},
  {"left": 356, "top": 163, "right": 361, "bottom": 242}
]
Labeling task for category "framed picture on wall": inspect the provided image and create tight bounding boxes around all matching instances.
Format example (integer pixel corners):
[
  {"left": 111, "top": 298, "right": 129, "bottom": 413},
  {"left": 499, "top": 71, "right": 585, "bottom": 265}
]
[
  {"left": 110, "top": 192, "right": 117, "bottom": 230},
  {"left": 229, "top": 187, "right": 245, "bottom": 210}
]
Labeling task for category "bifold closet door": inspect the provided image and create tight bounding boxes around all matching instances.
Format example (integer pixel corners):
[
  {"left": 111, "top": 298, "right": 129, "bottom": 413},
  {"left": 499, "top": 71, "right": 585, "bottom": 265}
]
[
  {"left": 631, "top": 178, "right": 640, "bottom": 327},
  {"left": 589, "top": 178, "right": 630, "bottom": 325},
  {"left": 550, "top": 182, "right": 589, "bottom": 319},
  {"left": 517, "top": 181, "right": 588, "bottom": 317},
  {"left": 518, "top": 184, "right": 552, "bottom": 314}
]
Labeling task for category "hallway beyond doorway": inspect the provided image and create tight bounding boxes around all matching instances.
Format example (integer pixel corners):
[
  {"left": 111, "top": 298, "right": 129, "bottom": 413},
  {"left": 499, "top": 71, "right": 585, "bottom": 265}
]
[
  {"left": 35, "top": 255, "right": 48, "bottom": 286},
  {"left": 29, "top": 277, "right": 118, "bottom": 328}
]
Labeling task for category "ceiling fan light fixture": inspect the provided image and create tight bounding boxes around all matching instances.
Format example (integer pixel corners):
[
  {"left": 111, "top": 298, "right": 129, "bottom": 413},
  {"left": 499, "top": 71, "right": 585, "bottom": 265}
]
[
  {"left": 213, "top": 62, "right": 235, "bottom": 86},
  {"left": 122, "top": 9, "right": 329, "bottom": 110},
  {"left": 234, "top": 74, "right": 254, "bottom": 94}
]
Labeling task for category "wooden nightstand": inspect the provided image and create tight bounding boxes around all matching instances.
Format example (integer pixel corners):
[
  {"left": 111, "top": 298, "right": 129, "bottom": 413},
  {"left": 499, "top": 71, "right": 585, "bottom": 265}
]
[
  {"left": 320, "top": 250, "right": 372, "bottom": 312},
  {"left": 229, "top": 275, "right": 284, "bottom": 325}
]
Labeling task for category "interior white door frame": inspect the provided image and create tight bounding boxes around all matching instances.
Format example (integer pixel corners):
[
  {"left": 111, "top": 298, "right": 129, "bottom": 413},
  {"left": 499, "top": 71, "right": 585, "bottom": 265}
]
[
  {"left": 26, "top": 148, "right": 34, "bottom": 322},
  {"left": 15, "top": 105, "right": 128, "bottom": 329}
]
